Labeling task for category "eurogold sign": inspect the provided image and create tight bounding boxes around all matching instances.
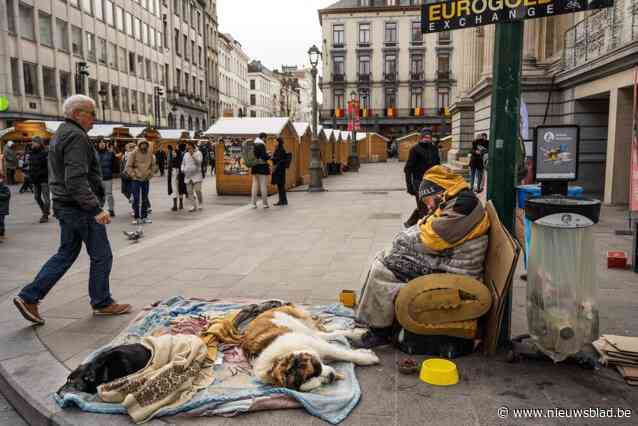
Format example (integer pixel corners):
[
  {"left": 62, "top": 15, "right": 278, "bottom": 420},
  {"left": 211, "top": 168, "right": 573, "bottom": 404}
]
[{"left": 421, "top": 0, "right": 614, "bottom": 33}]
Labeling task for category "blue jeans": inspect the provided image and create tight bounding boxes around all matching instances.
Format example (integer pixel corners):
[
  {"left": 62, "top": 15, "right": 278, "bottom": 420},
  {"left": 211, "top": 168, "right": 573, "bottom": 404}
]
[
  {"left": 130, "top": 180, "right": 150, "bottom": 219},
  {"left": 18, "top": 207, "right": 114, "bottom": 309},
  {"left": 470, "top": 167, "right": 484, "bottom": 191}
]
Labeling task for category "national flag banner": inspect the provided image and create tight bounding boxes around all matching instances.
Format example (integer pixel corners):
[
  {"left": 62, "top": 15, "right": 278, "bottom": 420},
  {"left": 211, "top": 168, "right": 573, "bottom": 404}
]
[{"left": 347, "top": 101, "right": 354, "bottom": 131}]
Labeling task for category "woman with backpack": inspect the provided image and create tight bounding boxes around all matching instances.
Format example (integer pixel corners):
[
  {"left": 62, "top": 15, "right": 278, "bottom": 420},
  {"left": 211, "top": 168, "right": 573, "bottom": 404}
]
[{"left": 272, "top": 137, "right": 289, "bottom": 206}]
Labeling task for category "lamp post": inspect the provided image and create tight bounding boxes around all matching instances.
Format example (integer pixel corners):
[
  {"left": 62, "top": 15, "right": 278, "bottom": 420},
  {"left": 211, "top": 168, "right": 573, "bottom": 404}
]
[
  {"left": 308, "top": 44, "right": 324, "bottom": 192},
  {"left": 75, "top": 62, "right": 89, "bottom": 95},
  {"left": 348, "top": 90, "right": 360, "bottom": 172},
  {"left": 98, "top": 88, "right": 107, "bottom": 123},
  {"left": 154, "top": 86, "right": 164, "bottom": 128}
]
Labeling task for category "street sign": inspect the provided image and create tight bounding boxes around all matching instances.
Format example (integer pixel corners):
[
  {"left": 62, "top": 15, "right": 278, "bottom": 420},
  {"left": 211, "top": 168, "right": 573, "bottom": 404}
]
[
  {"left": 421, "top": 0, "right": 614, "bottom": 33},
  {"left": 534, "top": 126, "right": 579, "bottom": 181}
]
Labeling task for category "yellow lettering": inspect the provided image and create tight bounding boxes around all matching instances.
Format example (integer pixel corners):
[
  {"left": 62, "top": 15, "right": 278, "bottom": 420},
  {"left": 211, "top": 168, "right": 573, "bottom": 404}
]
[
  {"left": 523, "top": 0, "right": 537, "bottom": 6},
  {"left": 473, "top": 0, "right": 488, "bottom": 15},
  {"left": 429, "top": 4, "right": 441, "bottom": 22},
  {"left": 442, "top": 2, "right": 456, "bottom": 20},
  {"left": 488, "top": 0, "right": 503, "bottom": 11},
  {"left": 457, "top": 0, "right": 471, "bottom": 17},
  {"left": 504, "top": 0, "right": 522, "bottom": 8},
  {"left": 537, "top": 0, "right": 552, "bottom": 4}
]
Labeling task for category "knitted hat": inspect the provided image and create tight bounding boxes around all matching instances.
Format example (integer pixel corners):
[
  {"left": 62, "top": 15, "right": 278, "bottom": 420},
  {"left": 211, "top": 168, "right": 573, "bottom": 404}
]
[{"left": 420, "top": 166, "right": 469, "bottom": 200}]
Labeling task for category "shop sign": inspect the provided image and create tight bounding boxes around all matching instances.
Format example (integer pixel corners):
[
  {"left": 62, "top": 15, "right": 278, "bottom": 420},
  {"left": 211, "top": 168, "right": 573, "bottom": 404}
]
[{"left": 534, "top": 126, "right": 579, "bottom": 181}]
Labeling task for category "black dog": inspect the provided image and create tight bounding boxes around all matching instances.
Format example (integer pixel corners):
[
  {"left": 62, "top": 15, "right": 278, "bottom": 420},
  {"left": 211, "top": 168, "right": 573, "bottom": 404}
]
[{"left": 57, "top": 344, "right": 151, "bottom": 396}]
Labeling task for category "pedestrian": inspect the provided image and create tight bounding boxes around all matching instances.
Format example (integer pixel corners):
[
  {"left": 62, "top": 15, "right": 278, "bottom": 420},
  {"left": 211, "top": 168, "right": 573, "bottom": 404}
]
[
  {"left": 2, "top": 141, "right": 17, "bottom": 185},
  {"left": 18, "top": 147, "right": 34, "bottom": 194},
  {"left": 13, "top": 94, "right": 131, "bottom": 325},
  {"left": 155, "top": 147, "right": 166, "bottom": 177},
  {"left": 126, "top": 140, "right": 155, "bottom": 224},
  {"left": 120, "top": 142, "right": 136, "bottom": 204},
  {"left": 209, "top": 142, "right": 216, "bottom": 176},
  {"left": 199, "top": 141, "right": 209, "bottom": 179},
  {"left": 97, "top": 140, "right": 117, "bottom": 217},
  {"left": 403, "top": 128, "right": 441, "bottom": 228},
  {"left": 0, "top": 171, "right": 10, "bottom": 243},
  {"left": 469, "top": 133, "right": 489, "bottom": 193},
  {"left": 271, "top": 137, "right": 289, "bottom": 206},
  {"left": 250, "top": 132, "right": 271, "bottom": 209},
  {"left": 29, "top": 137, "right": 51, "bottom": 223},
  {"left": 182, "top": 141, "right": 204, "bottom": 212},
  {"left": 169, "top": 143, "right": 187, "bottom": 211}
]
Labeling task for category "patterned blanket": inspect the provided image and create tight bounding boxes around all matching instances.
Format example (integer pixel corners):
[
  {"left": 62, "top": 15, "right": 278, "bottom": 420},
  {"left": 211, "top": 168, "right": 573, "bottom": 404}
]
[{"left": 55, "top": 297, "right": 362, "bottom": 424}]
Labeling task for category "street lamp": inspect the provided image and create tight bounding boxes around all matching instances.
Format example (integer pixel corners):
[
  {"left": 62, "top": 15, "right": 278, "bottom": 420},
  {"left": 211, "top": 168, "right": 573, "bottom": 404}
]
[
  {"left": 98, "top": 88, "right": 108, "bottom": 123},
  {"left": 348, "top": 90, "right": 360, "bottom": 172},
  {"left": 154, "top": 86, "right": 164, "bottom": 129},
  {"left": 308, "top": 44, "right": 324, "bottom": 192},
  {"left": 75, "top": 62, "right": 89, "bottom": 95}
]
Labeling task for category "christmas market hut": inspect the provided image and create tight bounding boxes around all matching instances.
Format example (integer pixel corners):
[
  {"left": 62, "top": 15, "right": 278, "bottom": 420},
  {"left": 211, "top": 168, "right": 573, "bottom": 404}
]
[
  {"left": 293, "top": 122, "right": 311, "bottom": 185},
  {"left": 397, "top": 132, "right": 421, "bottom": 161},
  {"left": 0, "top": 121, "right": 54, "bottom": 183},
  {"left": 204, "top": 117, "right": 299, "bottom": 195}
]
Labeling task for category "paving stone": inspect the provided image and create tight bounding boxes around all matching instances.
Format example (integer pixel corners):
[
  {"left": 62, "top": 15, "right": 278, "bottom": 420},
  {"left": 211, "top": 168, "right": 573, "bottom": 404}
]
[
  {"left": 0, "top": 408, "right": 29, "bottom": 426},
  {"left": 40, "top": 331, "right": 113, "bottom": 362}
]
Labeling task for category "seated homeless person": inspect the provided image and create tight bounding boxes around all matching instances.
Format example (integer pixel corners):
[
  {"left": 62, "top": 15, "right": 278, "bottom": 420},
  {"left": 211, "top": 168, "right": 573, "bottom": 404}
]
[{"left": 355, "top": 166, "right": 491, "bottom": 348}]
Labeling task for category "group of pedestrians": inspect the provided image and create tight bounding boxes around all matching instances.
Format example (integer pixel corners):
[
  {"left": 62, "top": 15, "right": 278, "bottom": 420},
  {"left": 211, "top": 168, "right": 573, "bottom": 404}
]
[{"left": 249, "top": 133, "right": 290, "bottom": 209}]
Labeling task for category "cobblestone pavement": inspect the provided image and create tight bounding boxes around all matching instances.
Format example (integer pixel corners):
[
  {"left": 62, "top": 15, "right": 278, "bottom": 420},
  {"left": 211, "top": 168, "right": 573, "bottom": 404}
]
[{"left": 1, "top": 161, "right": 637, "bottom": 425}]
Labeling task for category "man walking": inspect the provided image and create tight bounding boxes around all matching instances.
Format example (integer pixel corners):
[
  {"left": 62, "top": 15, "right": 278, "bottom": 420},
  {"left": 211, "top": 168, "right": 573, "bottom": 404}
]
[
  {"left": 14, "top": 95, "right": 131, "bottom": 325},
  {"left": 469, "top": 133, "right": 488, "bottom": 193},
  {"left": 403, "top": 128, "right": 441, "bottom": 228},
  {"left": 97, "top": 140, "right": 117, "bottom": 217},
  {"left": 126, "top": 140, "right": 155, "bottom": 224},
  {"left": 155, "top": 147, "right": 166, "bottom": 177},
  {"left": 29, "top": 137, "right": 51, "bottom": 223},
  {"left": 2, "top": 141, "right": 17, "bottom": 185}
]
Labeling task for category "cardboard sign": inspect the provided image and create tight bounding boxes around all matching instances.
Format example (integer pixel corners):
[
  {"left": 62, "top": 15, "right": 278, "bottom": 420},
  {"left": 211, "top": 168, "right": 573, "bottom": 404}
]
[
  {"left": 534, "top": 126, "right": 579, "bottom": 181},
  {"left": 421, "top": 0, "right": 614, "bottom": 33}
]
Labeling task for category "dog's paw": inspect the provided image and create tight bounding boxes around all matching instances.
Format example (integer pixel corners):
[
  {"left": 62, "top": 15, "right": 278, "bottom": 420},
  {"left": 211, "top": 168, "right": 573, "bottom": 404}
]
[
  {"left": 347, "top": 328, "right": 368, "bottom": 342},
  {"left": 353, "top": 349, "right": 380, "bottom": 365}
]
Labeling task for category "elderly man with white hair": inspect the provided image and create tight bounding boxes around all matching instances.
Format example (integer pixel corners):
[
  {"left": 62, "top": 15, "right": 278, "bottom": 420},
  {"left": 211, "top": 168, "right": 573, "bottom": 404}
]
[{"left": 14, "top": 95, "right": 131, "bottom": 325}]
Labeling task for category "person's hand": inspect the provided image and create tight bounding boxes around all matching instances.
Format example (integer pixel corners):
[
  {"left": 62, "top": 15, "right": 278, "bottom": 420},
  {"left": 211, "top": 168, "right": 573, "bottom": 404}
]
[{"left": 95, "top": 210, "right": 111, "bottom": 225}]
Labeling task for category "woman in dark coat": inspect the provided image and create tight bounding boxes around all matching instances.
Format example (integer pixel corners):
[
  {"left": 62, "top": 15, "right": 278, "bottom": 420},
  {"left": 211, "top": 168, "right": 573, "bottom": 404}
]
[
  {"left": 0, "top": 176, "right": 10, "bottom": 242},
  {"left": 271, "top": 137, "right": 289, "bottom": 206}
]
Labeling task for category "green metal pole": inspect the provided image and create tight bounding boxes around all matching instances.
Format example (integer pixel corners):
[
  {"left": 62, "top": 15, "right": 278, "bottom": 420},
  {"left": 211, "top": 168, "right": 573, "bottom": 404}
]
[{"left": 487, "top": 21, "right": 523, "bottom": 346}]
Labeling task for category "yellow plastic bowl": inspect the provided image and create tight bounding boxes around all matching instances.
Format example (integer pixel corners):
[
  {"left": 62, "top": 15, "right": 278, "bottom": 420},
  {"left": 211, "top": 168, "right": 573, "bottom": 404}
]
[{"left": 419, "top": 359, "right": 459, "bottom": 386}]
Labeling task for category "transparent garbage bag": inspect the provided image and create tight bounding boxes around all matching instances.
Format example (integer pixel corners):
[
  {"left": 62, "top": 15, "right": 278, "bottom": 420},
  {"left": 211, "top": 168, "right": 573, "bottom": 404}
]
[{"left": 527, "top": 213, "right": 599, "bottom": 362}]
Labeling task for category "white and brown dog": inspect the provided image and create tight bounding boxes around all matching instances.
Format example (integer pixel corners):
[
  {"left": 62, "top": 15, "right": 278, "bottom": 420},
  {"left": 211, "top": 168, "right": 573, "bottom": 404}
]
[{"left": 241, "top": 305, "right": 379, "bottom": 392}]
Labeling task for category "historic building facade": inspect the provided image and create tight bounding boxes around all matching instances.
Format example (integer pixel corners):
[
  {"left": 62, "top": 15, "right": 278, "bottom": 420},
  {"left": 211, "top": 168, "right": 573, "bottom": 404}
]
[
  {"left": 203, "top": 0, "right": 219, "bottom": 127},
  {"left": 218, "top": 32, "right": 249, "bottom": 118},
  {"left": 248, "top": 61, "right": 280, "bottom": 118}
]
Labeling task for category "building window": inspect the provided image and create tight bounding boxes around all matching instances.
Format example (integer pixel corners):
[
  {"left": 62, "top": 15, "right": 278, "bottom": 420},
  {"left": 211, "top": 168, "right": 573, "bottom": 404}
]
[
  {"left": 115, "top": 6, "right": 124, "bottom": 32},
  {"left": 10, "top": 58, "right": 20, "bottom": 95},
  {"left": 385, "top": 88, "right": 396, "bottom": 109},
  {"left": 410, "top": 55, "right": 423, "bottom": 77},
  {"left": 99, "top": 82, "right": 109, "bottom": 109},
  {"left": 334, "top": 89, "right": 344, "bottom": 110},
  {"left": 384, "top": 22, "right": 397, "bottom": 44},
  {"left": 174, "top": 0, "right": 180, "bottom": 16},
  {"left": 183, "top": 35, "right": 188, "bottom": 60},
  {"left": 198, "top": 46, "right": 203, "bottom": 67},
  {"left": 82, "top": 0, "right": 93, "bottom": 15},
  {"left": 146, "top": 59, "right": 152, "bottom": 81},
  {"left": 182, "top": 0, "right": 188, "bottom": 22},
  {"left": 180, "top": 115, "right": 185, "bottom": 128},
  {"left": 108, "top": 42, "right": 117, "bottom": 68},
  {"left": 139, "top": 91, "right": 145, "bottom": 114},
  {"left": 185, "top": 72, "right": 189, "bottom": 93},
  {"left": 105, "top": 0, "right": 114, "bottom": 26},
  {"left": 142, "top": 22, "right": 148, "bottom": 44},
  {"left": 60, "top": 71, "right": 71, "bottom": 99},
  {"left": 188, "top": 116, "right": 193, "bottom": 130},
  {"left": 438, "top": 55, "right": 449, "bottom": 78},
  {"left": 72, "top": 26, "right": 83, "bottom": 57},
  {"left": 39, "top": 12, "right": 53, "bottom": 47},
  {"left": 6, "top": 0, "right": 16, "bottom": 34},
  {"left": 359, "top": 89, "right": 370, "bottom": 110},
  {"left": 174, "top": 29, "right": 180, "bottom": 55},
  {"left": 411, "top": 21, "right": 422, "bottom": 44},
  {"left": 191, "top": 41, "right": 196, "bottom": 64},
  {"left": 137, "top": 55, "right": 144, "bottom": 78},
  {"left": 333, "top": 56, "right": 344, "bottom": 76},
  {"left": 333, "top": 24, "right": 344, "bottom": 47},
  {"left": 111, "top": 85, "right": 120, "bottom": 110},
  {"left": 135, "top": 18, "right": 141, "bottom": 40},
  {"left": 98, "top": 37, "right": 107, "bottom": 64},
  {"left": 55, "top": 19, "right": 69, "bottom": 51},
  {"left": 86, "top": 32, "right": 96, "bottom": 61},
  {"left": 23, "top": 62, "right": 38, "bottom": 96},
  {"left": 176, "top": 68, "right": 181, "bottom": 91},
  {"left": 384, "top": 54, "right": 397, "bottom": 78},
  {"left": 359, "top": 23, "right": 370, "bottom": 46},
  {"left": 147, "top": 94, "right": 153, "bottom": 116},
  {"left": 410, "top": 88, "right": 423, "bottom": 109},
  {"left": 438, "top": 88, "right": 449, "bottom": 110},
  {"left": 118, "top": 47, "right": 127, "bottom": 72},
  {"left": 121, "top": 88, "right": 129, "bottom": 112},
  {"left": 131, "top": 89, "right": 137, "bottom": 112},
  {"left": 126, "top": 12, "right": 133, "bottom": 36},
  {"left": 95, "top": 0, "right": 103, "bottom": 20},
  {"left": 358, "top": 55, "right": 370, "bottom": 76},
  {"left": 153, "top": 62, "right": 159, "bottom": 83},
  {"left": 250, "top": 79, "right": 255, "bottom": 90},
  {"left": 42, "top": 67, "right": 56, "bottom": 98},
  {"left": 129, "top": 51, "right": 135, "bottom": 74},
  {"left": 157, "top": 29, "right": 162, "bottom": 49},
  {"left": 19, "top": 3, "right": 35, "bottom": 41}
]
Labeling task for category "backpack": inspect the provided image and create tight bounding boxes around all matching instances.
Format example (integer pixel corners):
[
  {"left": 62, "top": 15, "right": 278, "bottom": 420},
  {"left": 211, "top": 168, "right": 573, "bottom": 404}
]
[
  {"left": 242, "top": 139, "right": 262, "bottom": 168},
  {"left": 284, "top": 152, "right": 293, "bottom": 169}
]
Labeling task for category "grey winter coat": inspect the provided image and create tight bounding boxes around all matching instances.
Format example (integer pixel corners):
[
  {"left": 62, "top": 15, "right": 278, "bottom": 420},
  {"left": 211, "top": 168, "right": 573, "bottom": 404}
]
[
  {"left": 3, "top": 146, "right": 17, "bottom": 170},
  {"left": 48, "top": 119, "right": 104, "bottom": 215}
]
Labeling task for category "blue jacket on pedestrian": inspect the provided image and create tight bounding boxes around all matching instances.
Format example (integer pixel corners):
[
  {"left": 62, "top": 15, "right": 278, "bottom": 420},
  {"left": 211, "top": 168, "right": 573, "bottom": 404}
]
[{"left": 97, "top": 149, "right": 116, "bottom": 181}]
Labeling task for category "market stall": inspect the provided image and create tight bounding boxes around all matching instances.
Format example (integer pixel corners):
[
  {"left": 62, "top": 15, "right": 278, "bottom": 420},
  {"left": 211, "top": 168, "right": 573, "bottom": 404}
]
[
  {"left": 0, "top": 121, "right": 54, "bottom": 183},
  {"left": 356, "top": 133, "right": 389, "bottom": 163},
  {"left": 293, "top": 122, "right": 311, "bottom": 185},
  {"left": 397, "top": 132, "right": 420, "bottom": 161},
  {"left": 205, "top": 118, "right": 299, "bottom": 195}
]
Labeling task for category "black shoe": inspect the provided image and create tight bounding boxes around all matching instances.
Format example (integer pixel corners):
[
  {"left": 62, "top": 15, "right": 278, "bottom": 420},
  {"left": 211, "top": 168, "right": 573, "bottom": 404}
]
[
  {"left": 39, "top": 215, "right": 49, "bottom": 223},
  {"left": 179, "top": 199, "right": 184, "bottom": 210},
  {"left": 109, "top": 210, "right": 115, "bottom": 217},
  {"left": 351, "top": 331, "right": 391, "bottom": 349},
  {"left": 171, "top": 199, "right": 178, "bottom": 212},
  {"left": 274, "top": 202, "right": 284, "bottom": 206}
]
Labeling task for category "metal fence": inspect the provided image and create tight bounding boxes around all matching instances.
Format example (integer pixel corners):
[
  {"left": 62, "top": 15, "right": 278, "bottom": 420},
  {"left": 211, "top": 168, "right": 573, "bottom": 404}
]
[{"left": 563, "top": 2, "right": 638, "bottom": 70}]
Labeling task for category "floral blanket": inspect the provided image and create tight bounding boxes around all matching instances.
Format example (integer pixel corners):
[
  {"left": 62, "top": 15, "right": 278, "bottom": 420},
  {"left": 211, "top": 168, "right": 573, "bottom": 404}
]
[{"left": 55, "top": 297, "right": 362, "bottom": 424}]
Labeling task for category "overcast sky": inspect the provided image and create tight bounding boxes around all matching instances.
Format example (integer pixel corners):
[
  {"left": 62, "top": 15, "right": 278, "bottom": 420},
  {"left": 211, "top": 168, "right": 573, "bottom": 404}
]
[{"left": 218, "top": 0, "right": 336, "bottom": 72}]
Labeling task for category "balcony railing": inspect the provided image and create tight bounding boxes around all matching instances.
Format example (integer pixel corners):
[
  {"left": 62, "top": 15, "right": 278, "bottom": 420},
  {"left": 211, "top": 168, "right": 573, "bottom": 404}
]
[
  {"left": 357, "top": 73, "right": 371, "bottom": 83},
  {"left": 319, "top": 108, "right": 447, "bottom": 121},
  {"left": 383, "top": 72, "right": 397, "bottom": 82},
  {"left": 437, "top": 71, "right": 450, "bottom": 80},
  {"left": 410, "top": 72, "right": 424, "bottom": 81},
  {"left": 563, "top": 4, "right": 638, "bottom": 70},
  {"left": 333, "top": 73, "right": 346, "bottom": 83}
]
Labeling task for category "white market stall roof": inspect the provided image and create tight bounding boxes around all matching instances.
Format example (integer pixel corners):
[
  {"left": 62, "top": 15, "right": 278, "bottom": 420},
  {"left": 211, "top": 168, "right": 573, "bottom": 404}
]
[
  {"left": 88, "top": 124, "right": 124, "bottom": 138},
  {"left": 158, "top": 129, "right": 190, "bottom": 140},
  {"left": 204, "top": 117, "right": 293, "bottom": 137},
  {"left": 397, "top": 132, "right": 420, "bottom": 142},
  {"left": 127, "top": 127, "right": 147, "bottom": 138},
  {"left": 293, "top": 122, "right": 310, "bottom": 137}
]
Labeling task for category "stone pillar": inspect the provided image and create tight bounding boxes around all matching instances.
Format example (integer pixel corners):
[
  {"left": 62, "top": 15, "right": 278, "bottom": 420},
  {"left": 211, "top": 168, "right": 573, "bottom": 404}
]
[
  {"left": 481, "top": 26, "right": 495, "bottom": 78},
  {"left": 523, "top": 20, "right": 540, "bottom": 64},
  {"left": 447, "top": 99, "right": 475, "bottom": 163},
  {"left": 604, "top": 87, "right": 633, "bottom": 205},
  {"left": 469, "top": 28, "right": 482, "bottom": 88}
]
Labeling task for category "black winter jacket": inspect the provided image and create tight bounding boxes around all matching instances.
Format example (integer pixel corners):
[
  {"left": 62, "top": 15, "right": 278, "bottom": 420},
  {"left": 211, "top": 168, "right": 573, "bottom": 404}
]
[
  {"left": 404, "top": 142, "right": 441, "bottom": 195},
  {"left": 271, "top": 145, "right": 287, "bottom": 185},
  {"left": 48, "top": 120, "right": 104, "bottom": 215},
  {"left": 28, "top": 148, "right": 49, "bottom": 184},
  {"left": 251, "top": 141, "right": 270, "bottom": 175},
  {"left": 0, "top": 183, "right": 10, "bottom": 216},
  {"left": 97, "top": 150, "right": 116, "bottom": 181}
]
